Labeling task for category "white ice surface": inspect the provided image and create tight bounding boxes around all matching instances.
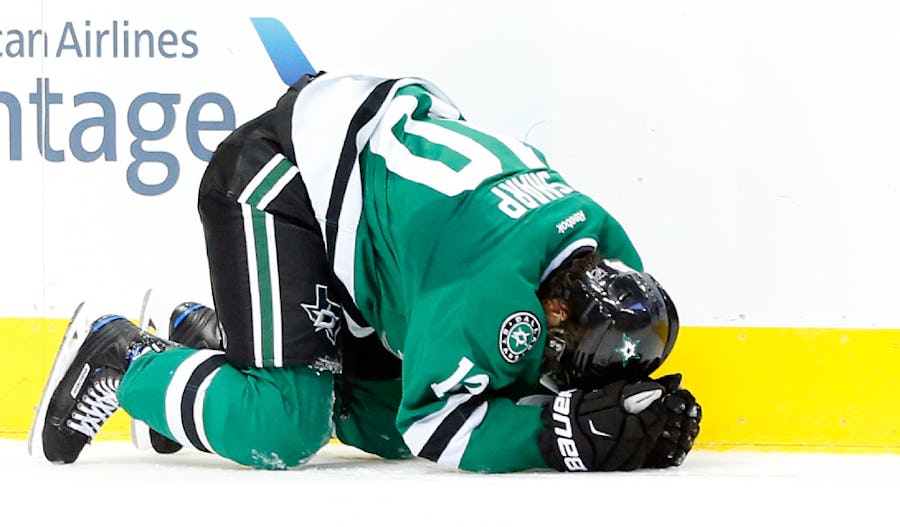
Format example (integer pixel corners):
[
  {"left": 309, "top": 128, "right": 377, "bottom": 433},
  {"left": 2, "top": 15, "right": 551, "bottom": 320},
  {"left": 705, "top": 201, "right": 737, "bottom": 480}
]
[{"left": 4, "top": 439, "right": 897, "bottom": 526}]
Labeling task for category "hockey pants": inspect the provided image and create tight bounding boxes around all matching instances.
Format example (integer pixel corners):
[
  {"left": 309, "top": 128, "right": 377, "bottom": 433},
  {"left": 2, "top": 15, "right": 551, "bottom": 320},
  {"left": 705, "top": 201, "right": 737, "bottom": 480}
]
[{"left": 118, "top": 347, "right": 410, "bottom": 469}]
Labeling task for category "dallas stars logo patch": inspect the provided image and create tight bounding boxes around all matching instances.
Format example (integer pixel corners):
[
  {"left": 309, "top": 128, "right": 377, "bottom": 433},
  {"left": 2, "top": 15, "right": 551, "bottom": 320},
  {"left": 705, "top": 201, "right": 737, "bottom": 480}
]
[
  {"left": 498, "top": 311, "right": 542, "bottom": 364},
  {"left": 616, "top": 334, "right": 641, "bottom": 367},
  {"left": 300, "top": 284, "right": 342, "bottom": 345}
]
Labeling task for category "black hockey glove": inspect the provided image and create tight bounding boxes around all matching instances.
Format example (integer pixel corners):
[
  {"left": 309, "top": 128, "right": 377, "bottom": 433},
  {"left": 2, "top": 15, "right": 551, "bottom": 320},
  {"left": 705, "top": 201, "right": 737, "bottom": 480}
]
[
  {"left": 538, "top": 380, "right": 666, "bottom": 472},
  {"left": 643, "top": 374, "right": 702, "bottom": 468}
]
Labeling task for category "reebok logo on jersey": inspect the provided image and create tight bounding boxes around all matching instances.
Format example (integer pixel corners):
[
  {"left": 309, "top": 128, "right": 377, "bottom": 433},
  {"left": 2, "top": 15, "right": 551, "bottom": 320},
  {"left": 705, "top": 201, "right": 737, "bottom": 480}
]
[
  {"left": 556, "top": 210, "right": 586, "bottom": 234},
  {"left": 498, "top": 311, "right": 542, "bottom": 364}
]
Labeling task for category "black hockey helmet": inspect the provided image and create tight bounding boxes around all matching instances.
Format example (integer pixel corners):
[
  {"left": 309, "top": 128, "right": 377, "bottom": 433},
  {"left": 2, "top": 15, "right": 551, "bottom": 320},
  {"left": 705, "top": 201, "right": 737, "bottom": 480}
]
[{"left": 539, "top": 252, "right": 679, "bottom": 391}]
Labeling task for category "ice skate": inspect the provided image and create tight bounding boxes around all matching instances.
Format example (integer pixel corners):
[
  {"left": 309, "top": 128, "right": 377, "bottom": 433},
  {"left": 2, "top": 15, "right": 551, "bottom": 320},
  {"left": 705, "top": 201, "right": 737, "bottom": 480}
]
[
  {"left": 131, "top": 293, "right": 224, "bottom": 454},
  {"left": 28, "top": 305, "right": 173, "bottom": 463},
  {"left": 168, "top": 301, "right": 225, "bottom": 351}
]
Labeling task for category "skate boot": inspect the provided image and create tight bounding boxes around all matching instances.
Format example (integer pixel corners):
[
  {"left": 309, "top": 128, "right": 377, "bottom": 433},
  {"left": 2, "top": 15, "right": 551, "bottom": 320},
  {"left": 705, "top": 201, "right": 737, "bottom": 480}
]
[
  {"left": 169, "top": 302, "right": 225, "bottom": 351},
  {"left": 131, "top": 301, "right": 224, "bottom": 454},
  {"left": 28, "top": 307, "right": 173, "bottom": 463}
]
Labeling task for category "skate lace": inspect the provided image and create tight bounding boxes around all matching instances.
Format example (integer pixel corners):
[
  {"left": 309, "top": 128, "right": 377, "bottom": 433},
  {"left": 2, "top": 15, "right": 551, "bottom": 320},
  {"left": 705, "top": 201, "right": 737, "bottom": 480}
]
[{"left": 67, "top": 376, "right": 120, "bottom": 438}]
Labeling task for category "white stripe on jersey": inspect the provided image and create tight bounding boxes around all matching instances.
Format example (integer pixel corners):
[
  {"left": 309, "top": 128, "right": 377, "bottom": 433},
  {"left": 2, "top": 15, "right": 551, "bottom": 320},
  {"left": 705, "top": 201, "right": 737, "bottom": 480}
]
[
  {"left": 164, "top": 349, "right": 225, "bottom": 450},
  {"left": 288, "top": 74, "right": 459, "bottom": 322},
  {"left": 436, "top": 401, "right": 488, "bottom": 469},
  {"left": 334, "top": 110, "right": 384, "bottom": 338},
  {"left": 402, "top": 393, "right": 473, "bottom": 455},
  {"left": 291, "top": 74, "right": 405, "bottom": 235},
  {"left": 541, "top": 238, "right": 599, "bottom": 282}
]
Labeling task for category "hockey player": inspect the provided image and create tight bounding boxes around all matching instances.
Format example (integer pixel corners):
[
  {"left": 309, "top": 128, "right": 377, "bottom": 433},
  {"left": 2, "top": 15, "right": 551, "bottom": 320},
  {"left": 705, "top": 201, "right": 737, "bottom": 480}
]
[{"left": 29, "top": 72, "right": 701, "bottom": 472}]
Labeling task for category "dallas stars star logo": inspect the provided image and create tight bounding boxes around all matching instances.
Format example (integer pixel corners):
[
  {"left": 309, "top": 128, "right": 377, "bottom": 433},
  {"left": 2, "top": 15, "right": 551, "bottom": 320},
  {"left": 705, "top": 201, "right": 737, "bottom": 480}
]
[
  {"left": 616, "top": 334, "right": 641, "bottom": 367},
  {"left": 509, "top": 325, "right": 533, "bottom": 350},
  {"left": 300, "top": 284, "right": 342, "bottom": 345},
  {"left": 498, "top": 311, "right": 542, "bottom": 364}
]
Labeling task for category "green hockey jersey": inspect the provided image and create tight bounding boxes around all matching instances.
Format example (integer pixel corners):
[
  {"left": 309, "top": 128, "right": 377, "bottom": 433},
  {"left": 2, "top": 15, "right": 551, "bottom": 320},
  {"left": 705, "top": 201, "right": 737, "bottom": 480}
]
[{"left": 290, "top": 75, "right": 641, "bottom": 472}]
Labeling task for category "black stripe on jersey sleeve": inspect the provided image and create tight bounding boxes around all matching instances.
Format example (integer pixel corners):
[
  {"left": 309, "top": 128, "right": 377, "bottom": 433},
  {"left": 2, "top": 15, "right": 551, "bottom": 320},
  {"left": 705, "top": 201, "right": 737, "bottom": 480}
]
[
  {"left": 324, "top": 79, "right": 398, "bottom": 262},
  {"left": 322, "top": 79, "right": 398, "bottom": 329},
  {"left": 418, "top": 395, "right": 488, "bottom": 463},
  {"left": 180, "top": 353, "right": 227, "bottom": 452}
]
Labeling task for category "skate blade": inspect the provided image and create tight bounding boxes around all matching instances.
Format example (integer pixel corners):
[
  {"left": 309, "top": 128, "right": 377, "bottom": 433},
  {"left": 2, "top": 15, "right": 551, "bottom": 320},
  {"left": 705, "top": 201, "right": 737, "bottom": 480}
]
[
  {"left": 27, "top": 302, "right": 93, "bottom": 461},
  {"left": 130, "top": 417, "right": 153, "bottom": 451},
  {"left": 138, "top": 288, "right": 170, "bottom": 339}
]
